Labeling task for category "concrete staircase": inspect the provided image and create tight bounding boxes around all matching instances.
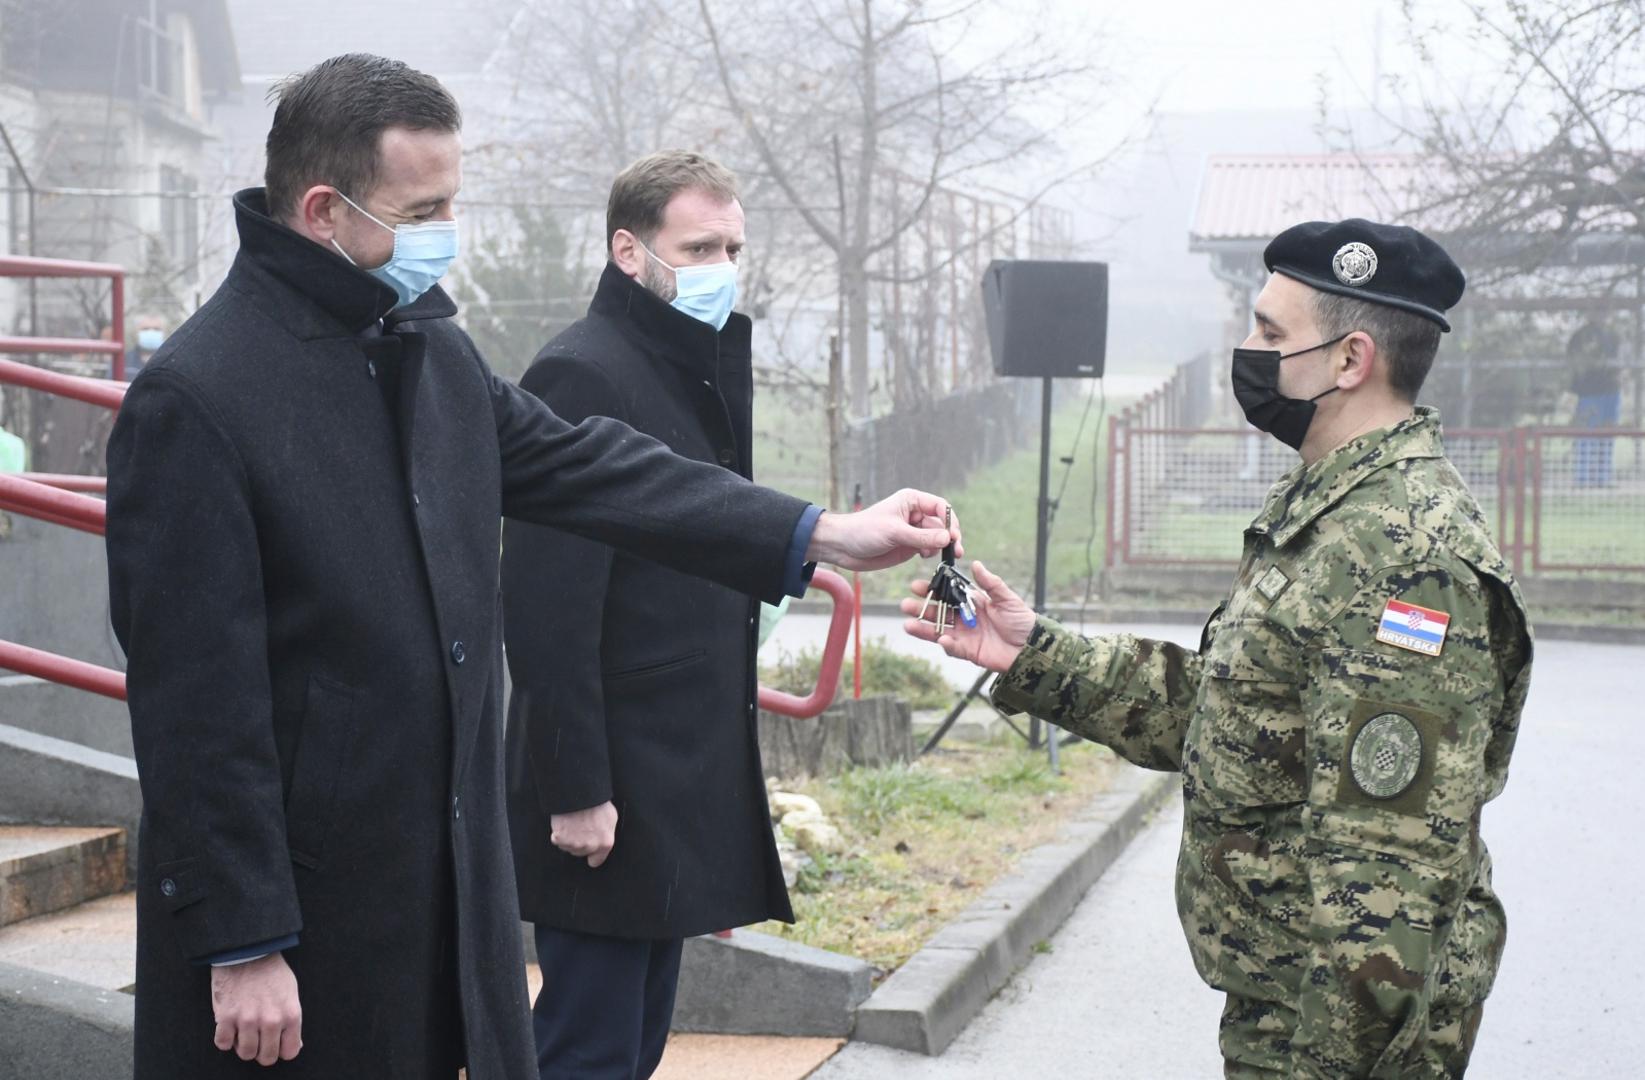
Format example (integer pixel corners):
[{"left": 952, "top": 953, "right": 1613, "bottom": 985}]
[
  {"left": 0, "top": 826, "right": 135, "bottom": 994},
  {"left": 0, "top": 826, "right": 136, "bottom": 1079}
]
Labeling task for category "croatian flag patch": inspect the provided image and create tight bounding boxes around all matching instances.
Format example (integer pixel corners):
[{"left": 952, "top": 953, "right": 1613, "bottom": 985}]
[{"left": 1376, "top": 599, "right": 1451, "bottom": 656}]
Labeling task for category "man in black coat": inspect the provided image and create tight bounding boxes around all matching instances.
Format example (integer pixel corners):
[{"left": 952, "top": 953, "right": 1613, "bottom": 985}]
[
  {"left": 105, "top": 55, "right": 957, "bottom": 1080},
  {"left": 501, "top": 151, "right": 790, "bottom": 1079}
]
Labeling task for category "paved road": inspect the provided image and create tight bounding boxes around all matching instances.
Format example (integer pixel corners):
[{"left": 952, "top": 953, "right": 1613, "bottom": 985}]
[{"left": 808, "top": 632, "right": 1645, "bottom": 1079}]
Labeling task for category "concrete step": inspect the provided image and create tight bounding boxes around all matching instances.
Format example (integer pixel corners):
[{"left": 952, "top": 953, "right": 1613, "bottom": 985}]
[
  {"left": 2, "top": 911, "right": 840, "bottom": 1078},
  {"left": 0, "top": 890, "right": 135, "bottom": 993},
  {"left": 0, "top": 825, "right": 126, "bottom": 927},
  {"left": 518, "top": 965, "right": 844, "bottom": 1080}
]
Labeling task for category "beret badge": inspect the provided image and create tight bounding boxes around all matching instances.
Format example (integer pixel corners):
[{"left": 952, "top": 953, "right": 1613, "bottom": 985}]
[{"left": 1332, "top": 241, "right": 1378, "bottom": 287}]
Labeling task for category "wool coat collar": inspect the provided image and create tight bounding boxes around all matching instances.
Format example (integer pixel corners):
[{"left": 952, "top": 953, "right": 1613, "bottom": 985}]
[
  {"left": 587, "top": 261, "right": 751, "bottom": 384},
  {"left": 229, "top": 187, "right": 458, "bottom": 336}
]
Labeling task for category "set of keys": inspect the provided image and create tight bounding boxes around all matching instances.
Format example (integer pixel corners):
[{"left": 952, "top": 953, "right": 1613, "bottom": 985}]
[{"left": 918, "top": 508, "right": 977, "bottom": 635}]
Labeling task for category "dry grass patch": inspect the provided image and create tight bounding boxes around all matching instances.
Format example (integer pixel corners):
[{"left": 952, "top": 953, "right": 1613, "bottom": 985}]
[{"left": 752, "top": 737, "right": 1123, "bottom": 980}]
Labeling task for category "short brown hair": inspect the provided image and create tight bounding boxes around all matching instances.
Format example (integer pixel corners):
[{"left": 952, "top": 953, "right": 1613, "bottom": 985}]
[
  {"left": 606, "top": 151, "right": 739, "bottom": 255},
  {"left": 1312, "top": 290, "right": 1443, "bottom": 402},
  {"left": 264, "top": 54, "right": 461, "bottom": 221}
]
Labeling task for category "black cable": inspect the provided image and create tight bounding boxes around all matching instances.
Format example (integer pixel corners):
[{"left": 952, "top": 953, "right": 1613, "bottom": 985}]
[
  {"left": 1049, "top": 379, "right": 1099, "bottom": 527},
  {"left": 931, "top": 378, "right": 1100, "bottom": 754},
  {"left": 1076, "top": 379, "right": 1108, "bottom": 630}
]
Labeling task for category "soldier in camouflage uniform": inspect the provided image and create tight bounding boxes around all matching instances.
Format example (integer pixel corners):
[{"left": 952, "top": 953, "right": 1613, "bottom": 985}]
[{"left": 906, "top": 220, "right": 1533, "bottom": 1077}]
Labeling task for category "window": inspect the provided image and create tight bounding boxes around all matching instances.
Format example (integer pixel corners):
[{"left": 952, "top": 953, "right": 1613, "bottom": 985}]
[
  {"left": 160, "top": 165, "right": 198, "bottom": 270},
  {"left": 135, "top": 6, "right": 186, "bottom": 111}
]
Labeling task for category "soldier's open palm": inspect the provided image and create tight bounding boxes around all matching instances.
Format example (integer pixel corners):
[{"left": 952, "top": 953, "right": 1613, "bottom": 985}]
[{"left": 902, "top": 561, "right": 1036, "bottom": 672}]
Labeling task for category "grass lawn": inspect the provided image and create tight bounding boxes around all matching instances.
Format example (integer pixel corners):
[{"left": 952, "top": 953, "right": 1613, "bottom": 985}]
[
  {"left": 750, "top": 736, "right": 1124, "bottom": 979},
  {"left": 856, "top": 389, "right": 1128, "bottom": 603},
  {"left": 751, "top": 389, "right": 831, "bottom": 508},
  {"left": 1532, "top": 493, "right": 1645, "bottom": 568}
]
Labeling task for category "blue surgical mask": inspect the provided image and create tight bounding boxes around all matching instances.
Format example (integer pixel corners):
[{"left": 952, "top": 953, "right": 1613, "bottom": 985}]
[
  {"left": 136, "top": 328, "right": 164, "bottom": 352},
  {"left": 638, "top": 239, "right": 739, "bottom": 330},
  {"left": 331, "top": 191, "right": 459, "bottom": 309}
]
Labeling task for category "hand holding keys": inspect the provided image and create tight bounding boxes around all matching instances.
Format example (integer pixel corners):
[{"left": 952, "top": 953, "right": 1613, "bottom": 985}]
[{"left": 917, "top": 507, "right": 978, "bottom": 635}]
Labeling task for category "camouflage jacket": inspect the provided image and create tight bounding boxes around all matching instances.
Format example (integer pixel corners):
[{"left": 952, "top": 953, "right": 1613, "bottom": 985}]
[{"left": 993, "top": 409, "right": 1533, "bottom": 1077}]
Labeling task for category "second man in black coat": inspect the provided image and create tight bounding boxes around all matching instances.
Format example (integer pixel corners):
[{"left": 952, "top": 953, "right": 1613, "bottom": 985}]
[{"left": 503, "top": 152, "right": 793, "bottom": 1079}]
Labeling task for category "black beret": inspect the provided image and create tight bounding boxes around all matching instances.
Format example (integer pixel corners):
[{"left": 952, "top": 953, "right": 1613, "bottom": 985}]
[{"left": 1263, "top": 218, "right": 1465, "bottom": 332}]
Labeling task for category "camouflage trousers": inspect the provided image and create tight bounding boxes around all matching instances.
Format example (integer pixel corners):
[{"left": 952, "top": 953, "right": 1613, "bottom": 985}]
[
  {"left": 1218, "top": 993, "right": 1483, "bottom": 1078},
  {"left": 1217, "top": 875, "right": 1502, "bottom": 1078}
]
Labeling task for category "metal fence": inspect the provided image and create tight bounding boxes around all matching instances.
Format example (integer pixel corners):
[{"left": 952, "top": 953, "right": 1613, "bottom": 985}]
[
  {"left": 1107, "top": 422, "right": 1645, "bottom": 576},
  {"left": 841, "top": 379, "right": 1035, "bottom": 504}
]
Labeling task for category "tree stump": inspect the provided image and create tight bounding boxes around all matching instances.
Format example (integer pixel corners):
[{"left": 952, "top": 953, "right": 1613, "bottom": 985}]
[{"left": 758, "top": 695, "right": 912, "bottom": 780}]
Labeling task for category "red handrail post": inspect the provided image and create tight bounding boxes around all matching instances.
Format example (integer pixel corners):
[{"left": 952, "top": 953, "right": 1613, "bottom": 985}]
[
  {"left": 851, "top": 485, "right": 863, "bottom": 701},
  {"left": 111, "top": 270, "right": 126, "bottom": 381},
  {"left": 756, "top": 569, "right": 855, "bottom": 720}
]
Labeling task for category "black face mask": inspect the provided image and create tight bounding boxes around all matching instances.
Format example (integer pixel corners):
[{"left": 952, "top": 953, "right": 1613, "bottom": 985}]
[{"left": 1230, "top": 334, "right": 1348, "bottom": 451}]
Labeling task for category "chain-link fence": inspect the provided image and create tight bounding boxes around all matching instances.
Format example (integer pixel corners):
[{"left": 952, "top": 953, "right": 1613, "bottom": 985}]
[
  {"left": 841, "top": 379, "right": 1036, "bottom": 505},
  {"left": 1108, "top": 421, "right": 1645, "bottom": 576},
  {"left": 1527, "top": 430, "right": 1645, "bottom": 573}
]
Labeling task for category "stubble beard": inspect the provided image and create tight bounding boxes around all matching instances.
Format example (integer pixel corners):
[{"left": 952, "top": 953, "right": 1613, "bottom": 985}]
[{"left": 639, "top": 251, "right": 677, "bottom": 304}]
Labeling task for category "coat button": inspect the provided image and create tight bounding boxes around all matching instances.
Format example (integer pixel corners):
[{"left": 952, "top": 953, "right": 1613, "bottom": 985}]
[
  {"left": 450, "top": 640, "right": 465, "bottom": 664},
  {"left": 367, "top": 360, "right": 377, "bottom": 379},
  {"left": 159, "top": 878, "right": 177, "bottom": 897},
  {"left": 452, "top": 796, "right": 461, "bottom": 820},
  {"left": 413, "top": 492, "right": 421, "bottom": 506},
  {"left": 717, "top": 449, "right": 735, "bottom": 466}
]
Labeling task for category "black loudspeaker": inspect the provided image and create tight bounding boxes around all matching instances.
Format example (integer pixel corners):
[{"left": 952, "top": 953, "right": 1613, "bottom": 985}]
[{"left": 981, "top": 259, "right": 1108, "bottom": 378}]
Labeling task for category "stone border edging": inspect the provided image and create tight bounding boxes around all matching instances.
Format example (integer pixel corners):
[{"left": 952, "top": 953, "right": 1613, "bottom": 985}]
[
  {"left": 672, "top": 925, "right": 873, "bottom": 1037},
  {"left": 0, "top": 961, "right": 133, "bottom": 1079},
  {"left": 849, "top": 767, "right": 1176, "bottom": 1055}
]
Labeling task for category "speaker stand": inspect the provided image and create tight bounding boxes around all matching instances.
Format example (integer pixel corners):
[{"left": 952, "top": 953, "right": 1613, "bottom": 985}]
[
  {"left": 1030, "top": 376, "right": 1061, "bottom": 772},
  {"left": 922, "top": 378, "right": 1062, "bottom": 774}
]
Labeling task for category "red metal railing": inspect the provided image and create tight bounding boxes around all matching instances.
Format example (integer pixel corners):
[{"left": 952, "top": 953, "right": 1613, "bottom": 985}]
[
  {"left": 0, "top": 357, "right": 128, "bottom": 409},
  {"left": 0, "top": 279, "right": 130, "bottom": 698},
  {"left": 0, "top": 472, "right": 109, "bottom": 534},
  {"left": 2, "top": 352, "right": 858, "bottom": 716},
  {"left": 0, "top": 640, "right": 126, "bottom": 701},
  {"left": 14, "top": 472, "right": 107, "bottom": 494},
  {"left": 0, "top": 255, "right": 127, "bottom": 380}
]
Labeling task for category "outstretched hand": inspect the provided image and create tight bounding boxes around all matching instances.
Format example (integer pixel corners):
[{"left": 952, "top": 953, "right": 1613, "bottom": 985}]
[
  {"left": 901, "top": 560, "right": 1036, "bottom": 672},
  {"left": 805, "top": 489, "right": 961, "bottom": 572}
]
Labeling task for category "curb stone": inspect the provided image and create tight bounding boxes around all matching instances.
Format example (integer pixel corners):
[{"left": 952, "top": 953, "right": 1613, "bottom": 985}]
[
  {"left": 672, "top": 929, "right": 873, "bottom": 1037},
  {"left": 849, "top": 767, "right": 1176, "bottom": 1055},
  {"left": 0, "top": 961, "right": 133, "bottom": 1079}
]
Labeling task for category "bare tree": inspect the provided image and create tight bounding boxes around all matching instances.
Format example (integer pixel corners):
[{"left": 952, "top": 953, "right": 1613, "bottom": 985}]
[
  {"left": 1379, "top": 0, "right": 1644, "bottom": 292},
  {"left": 465, "top": 0, "right": 831, "bottom": 387},
  {"left": 694, "top": 0, "right": 1115, "bottom": 419},
  {"left": 474, "top": 0, "right": 709, "bottom": 201}
]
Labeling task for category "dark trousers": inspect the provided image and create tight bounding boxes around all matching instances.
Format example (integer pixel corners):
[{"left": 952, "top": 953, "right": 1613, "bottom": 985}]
[{"left": 531, "top": 924, "right": 685, "bottom": 1080}]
